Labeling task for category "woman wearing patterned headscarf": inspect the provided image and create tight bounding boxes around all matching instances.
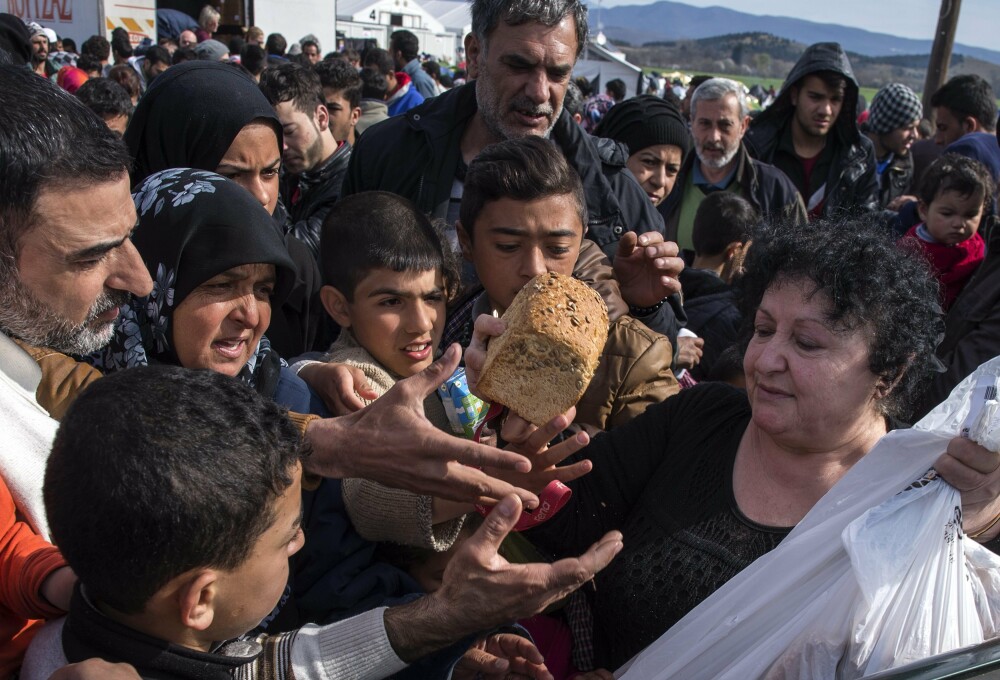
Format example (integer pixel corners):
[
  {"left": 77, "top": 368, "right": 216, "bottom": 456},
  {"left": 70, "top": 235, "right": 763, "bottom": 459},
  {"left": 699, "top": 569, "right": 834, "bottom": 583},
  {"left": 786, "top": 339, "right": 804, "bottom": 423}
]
[{"left": 95, "top": 168, "right": 305, "bottom": 404}]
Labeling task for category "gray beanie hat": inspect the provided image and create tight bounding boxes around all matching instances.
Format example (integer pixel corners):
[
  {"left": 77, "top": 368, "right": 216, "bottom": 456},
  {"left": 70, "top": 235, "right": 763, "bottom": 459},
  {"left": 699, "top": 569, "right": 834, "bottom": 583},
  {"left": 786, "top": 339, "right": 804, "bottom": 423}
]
[
  {"left": 869, "top": 83, "right": 922, "bottom": 135},
  {"left": 194, "top": 39, "right": 229, "bottom": 61}
]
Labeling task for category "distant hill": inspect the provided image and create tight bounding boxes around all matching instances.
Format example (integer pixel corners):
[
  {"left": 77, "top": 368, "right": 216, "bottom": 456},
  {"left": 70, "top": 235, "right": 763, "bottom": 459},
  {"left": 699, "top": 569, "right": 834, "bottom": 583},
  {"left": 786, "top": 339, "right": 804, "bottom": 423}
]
[{"left": 592, "top": 1, "right": 1000, "bottom": 67}]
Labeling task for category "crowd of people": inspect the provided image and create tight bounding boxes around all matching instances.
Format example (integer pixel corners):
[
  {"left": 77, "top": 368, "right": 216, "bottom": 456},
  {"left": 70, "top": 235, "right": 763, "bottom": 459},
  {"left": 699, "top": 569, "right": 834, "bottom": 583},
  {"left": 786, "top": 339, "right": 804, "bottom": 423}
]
[{"left": 3, "top": 0, "right": 1000, "bottom": 678}]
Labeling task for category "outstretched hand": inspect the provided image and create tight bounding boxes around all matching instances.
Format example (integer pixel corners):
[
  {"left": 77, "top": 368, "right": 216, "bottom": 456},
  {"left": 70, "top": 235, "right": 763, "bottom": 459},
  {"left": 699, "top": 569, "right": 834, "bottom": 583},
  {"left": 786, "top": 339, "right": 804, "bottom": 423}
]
[
  {"left": 304, "top": 344, "right": 541, "bottom": 508},
  {"left": 613, "top": 231, "right": 684, "bottom": 308},
  {"left": 384, "top": 494, "right": 623, "bottom": 662},
  {"left": 453, "top": 633, "right": 552, "bottom": 680}
]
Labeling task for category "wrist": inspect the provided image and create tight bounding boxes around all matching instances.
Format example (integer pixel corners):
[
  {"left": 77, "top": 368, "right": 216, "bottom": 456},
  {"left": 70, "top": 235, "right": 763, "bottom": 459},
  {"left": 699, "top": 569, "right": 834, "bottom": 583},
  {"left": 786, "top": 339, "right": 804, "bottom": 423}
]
[
  {"left": 628, "top": 298, "right": 667, "bottom": 317},
  {"left": 383, "top": 593, "right": 471, "bottom": 663},
  {"left": 302, "top": 416, "right": 350, "bottom": 479}
]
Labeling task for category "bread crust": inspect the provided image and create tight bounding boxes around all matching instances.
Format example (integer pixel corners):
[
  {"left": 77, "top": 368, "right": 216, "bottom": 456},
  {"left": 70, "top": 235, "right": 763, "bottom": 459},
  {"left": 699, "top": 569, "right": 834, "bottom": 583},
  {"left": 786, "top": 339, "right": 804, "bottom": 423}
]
[{"left": 478, "top": 272, "right": 609, "bottom": 425}]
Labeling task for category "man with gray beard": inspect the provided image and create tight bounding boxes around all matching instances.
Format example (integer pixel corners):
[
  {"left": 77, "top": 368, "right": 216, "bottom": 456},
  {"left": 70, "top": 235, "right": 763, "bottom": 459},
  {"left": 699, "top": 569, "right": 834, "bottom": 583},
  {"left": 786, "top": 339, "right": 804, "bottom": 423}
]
[{"left": 657, "top": 77, "right": 807, "bottom": 258}]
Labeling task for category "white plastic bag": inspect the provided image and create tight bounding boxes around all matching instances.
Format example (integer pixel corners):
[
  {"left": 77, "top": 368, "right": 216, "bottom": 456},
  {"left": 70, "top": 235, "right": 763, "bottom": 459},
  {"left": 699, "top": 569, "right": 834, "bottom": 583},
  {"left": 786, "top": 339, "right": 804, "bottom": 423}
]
[{"left": 616, "top": 357, "right": 1000, "bottom": 680}]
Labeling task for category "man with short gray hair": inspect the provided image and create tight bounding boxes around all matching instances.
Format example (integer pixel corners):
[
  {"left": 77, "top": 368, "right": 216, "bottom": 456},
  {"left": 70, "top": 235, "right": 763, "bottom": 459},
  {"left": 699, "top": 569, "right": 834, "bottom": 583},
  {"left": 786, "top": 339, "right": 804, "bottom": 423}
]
[{"left": 658, "top": 77, "right": 807, "bottom": 254}]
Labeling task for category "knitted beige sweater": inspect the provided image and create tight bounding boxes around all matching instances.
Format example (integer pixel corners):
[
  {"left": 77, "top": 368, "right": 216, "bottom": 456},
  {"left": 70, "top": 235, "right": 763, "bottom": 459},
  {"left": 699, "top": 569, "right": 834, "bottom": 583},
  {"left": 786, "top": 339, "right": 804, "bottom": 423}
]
[{"left": 324, "top": 332, "right": 465, "bottom": 551}]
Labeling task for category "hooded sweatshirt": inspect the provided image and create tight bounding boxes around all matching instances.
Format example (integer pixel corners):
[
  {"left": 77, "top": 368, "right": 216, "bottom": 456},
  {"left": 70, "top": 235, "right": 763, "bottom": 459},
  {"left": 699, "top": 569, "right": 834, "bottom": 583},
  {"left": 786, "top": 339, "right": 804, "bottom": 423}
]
[{"left": 745, "top": 42, "right": 878, "bottom": 219}]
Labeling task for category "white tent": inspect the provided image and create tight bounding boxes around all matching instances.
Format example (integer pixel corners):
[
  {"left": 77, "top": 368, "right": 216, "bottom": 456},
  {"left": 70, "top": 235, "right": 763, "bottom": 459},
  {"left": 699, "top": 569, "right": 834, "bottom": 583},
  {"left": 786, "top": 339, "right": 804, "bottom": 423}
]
[{"left": 574, "top": 41, "right": 644, "bottom": 99}]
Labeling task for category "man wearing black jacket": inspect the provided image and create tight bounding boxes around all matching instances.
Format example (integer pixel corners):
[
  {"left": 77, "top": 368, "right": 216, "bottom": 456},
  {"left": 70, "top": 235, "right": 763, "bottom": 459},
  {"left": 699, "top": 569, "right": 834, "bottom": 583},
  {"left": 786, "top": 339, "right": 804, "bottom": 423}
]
[
  {"left": 260, "top": 63, "right": 351, "bottom": 261},
  {"left": 343, "top": 0, "right": 685, "bottom": 344},
  {"left": 744, "top": 42, "right": 878, "bottom": 220}
]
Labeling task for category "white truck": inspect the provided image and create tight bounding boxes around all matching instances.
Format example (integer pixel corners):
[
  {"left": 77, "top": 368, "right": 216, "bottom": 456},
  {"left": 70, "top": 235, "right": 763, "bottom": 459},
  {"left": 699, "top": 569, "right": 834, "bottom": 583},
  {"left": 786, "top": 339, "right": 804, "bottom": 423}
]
[{"left": 5, "top": 0, "right": 157, "bottom": 47}]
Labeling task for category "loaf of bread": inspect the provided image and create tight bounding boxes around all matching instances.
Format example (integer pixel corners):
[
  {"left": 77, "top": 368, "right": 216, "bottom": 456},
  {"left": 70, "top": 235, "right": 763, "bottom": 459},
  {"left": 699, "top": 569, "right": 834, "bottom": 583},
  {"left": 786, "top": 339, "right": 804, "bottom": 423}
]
[{"left": 477, "top": 272, "right": 608, "bottom": 426}]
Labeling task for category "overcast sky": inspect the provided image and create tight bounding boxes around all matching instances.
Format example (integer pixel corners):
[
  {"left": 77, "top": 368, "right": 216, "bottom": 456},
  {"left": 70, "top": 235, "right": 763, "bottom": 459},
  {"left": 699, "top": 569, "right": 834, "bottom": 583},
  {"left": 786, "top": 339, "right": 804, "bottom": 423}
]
[{"left": 596, "top": 0, "right": 997, "bottom": 51}]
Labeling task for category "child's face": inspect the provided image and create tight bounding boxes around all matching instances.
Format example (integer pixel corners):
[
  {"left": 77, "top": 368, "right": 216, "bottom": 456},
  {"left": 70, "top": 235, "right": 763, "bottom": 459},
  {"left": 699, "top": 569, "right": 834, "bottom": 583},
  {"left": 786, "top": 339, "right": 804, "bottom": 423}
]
[
  {"left": 344, "top": 268, "right": 447, "bottom": 377},
  {"left": 458, "top": 193, "right": 585, "bottom": 313},
  {"left": 210, "top": 463, "right": 304, "bottom": 641},
  {"left": 919, "top": 188, "right": 985, "bottom": 246}
]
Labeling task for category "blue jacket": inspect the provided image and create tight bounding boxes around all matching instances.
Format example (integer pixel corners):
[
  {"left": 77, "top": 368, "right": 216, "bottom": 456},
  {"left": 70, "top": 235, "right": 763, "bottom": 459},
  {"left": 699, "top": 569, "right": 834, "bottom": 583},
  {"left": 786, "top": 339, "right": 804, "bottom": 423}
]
[
  {"left": 404, "top": 58, "right": 437, "bottom": 99},
  {"left": 387, "top": 82, "right": 424, "bottom": 116}
]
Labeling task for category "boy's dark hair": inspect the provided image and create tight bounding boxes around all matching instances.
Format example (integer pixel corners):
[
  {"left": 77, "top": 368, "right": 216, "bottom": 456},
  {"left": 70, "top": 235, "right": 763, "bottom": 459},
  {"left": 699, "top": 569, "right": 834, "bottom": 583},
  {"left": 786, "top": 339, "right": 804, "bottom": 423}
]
[
  {"left": 686, "top": 75, "right": 711, "bottom": 94},
  {"left": 917, "top": 153, "right": 995, "bottom": 209},
  {"left": 81, "top": 34, "right": 110, "bottom": 61},
  {"left": 360, "top": 67, "right": 388, "bottom": 100},
  {"left": 439, "top": 73, "right": 453, "bottom": 89},
  {"left": 930, "top": 74, "right": 998, "bottom": 132},
  {"left": 363, "top": 47, "right": 394, "bottom": 76},
  {"left": 343, "top": 47, "right": 360, "bottom": 63},
  {"left": 62, "top": 37, "right": 77, "bottom": 53},
  {"left": 301, "top": 39, "right": 318, "bottom": 53},
  {"left": 315, "top": 59, "right": 362, "bottom": 109},
  {"left": 228, "top": 36, "right": 246, "bottom": 55},
  {"left": 707, "top": 343, "right": 744, "bottom": 384},
  {"left": 171, "top": 46, "right": 197, "bottom": 65},
  {"left": 573, "top": 75, "right": 593, "bottom": 97},
  {"left": 422, "top": 60, "right": 440, "bottom": 82},
  {"left": 460, "top": 136, "right": 587, "bottom": 242},
  {"left": 390, "top": 30, "right": 419, "bottom": 63},
  {"left": 692, "top": 193, "right": 757, "bottom": 257},
  {"left": 240, "top": 44, "right": 266, "bottom": 75},
  {"left": 0, "top": 66, "right": 129, "bottom": 260},
  {"left": 265, "top": 32, "right": 287, "bottom": 56},
  {"left": 258, "top": 62, "right": 323, "bottom": 114},
  {"left": 75, "top": 77, "right": 133, "bottom": 119},
  {"left": 144, "top": 45, "right": 170, "bottom": 67},
  {"left": 77, "top": 54, "right": 102, "bottom": 75},
  {"left": 44, "top": 366, "right": 309, "bottom": 615},
  {"left": 320, "top": 191, "right": 457, "bottom": 301},
  {"left": 107, "top": 64, "right": 140, "bottom": 100},
  {"left": 111, "top": 27, "right": 132, "bottom": 59},
  {"left": 323, "top": 51, "right": 347, "bottom": 63},
  {"left": 606, "top": 78, "right": 626, "bottom": 101}
]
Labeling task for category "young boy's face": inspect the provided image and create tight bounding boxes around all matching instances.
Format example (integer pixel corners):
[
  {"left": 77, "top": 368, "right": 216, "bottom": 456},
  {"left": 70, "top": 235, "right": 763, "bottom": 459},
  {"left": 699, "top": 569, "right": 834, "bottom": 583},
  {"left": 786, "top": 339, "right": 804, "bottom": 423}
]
[
  {"left": 341, "top": 268, "right": 447, "bottom": 377},
  {"left": 458, "top": 193, "right": 585, "bottom": 313},
  {"left": 210, "top": 463, "right": 304, "bottom": 642},
  {"left": 919, "top": 188, "right": 985, "bottom": 246}
]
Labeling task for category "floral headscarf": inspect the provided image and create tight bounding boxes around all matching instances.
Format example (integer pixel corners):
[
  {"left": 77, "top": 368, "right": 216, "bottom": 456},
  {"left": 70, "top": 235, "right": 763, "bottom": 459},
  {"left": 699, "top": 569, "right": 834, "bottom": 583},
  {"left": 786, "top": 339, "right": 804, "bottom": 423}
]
[{"left": 93, "top": 168, "right": 296, "bottom": 395}]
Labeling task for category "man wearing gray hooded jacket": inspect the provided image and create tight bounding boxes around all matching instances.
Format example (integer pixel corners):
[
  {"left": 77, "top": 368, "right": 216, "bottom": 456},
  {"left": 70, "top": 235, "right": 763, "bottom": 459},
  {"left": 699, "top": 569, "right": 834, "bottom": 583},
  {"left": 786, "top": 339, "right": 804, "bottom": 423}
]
[{"left": 744, "top": 42, "right": 878, "bottom": 220}]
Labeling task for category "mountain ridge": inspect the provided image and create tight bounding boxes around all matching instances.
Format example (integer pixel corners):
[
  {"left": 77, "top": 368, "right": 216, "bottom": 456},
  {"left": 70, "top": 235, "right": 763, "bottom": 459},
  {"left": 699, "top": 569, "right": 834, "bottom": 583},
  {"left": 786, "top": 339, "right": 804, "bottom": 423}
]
[{"left": 590, "top": 1, "right": 1000, "bottom": 67}]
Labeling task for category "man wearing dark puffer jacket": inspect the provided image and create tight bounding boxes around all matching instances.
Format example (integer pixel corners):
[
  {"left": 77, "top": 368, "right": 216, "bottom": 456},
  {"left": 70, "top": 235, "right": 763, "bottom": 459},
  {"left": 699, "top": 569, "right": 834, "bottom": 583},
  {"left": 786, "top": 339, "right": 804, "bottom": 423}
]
[{"left": 745, "top": 42, "right": 878, "bottom": 220}]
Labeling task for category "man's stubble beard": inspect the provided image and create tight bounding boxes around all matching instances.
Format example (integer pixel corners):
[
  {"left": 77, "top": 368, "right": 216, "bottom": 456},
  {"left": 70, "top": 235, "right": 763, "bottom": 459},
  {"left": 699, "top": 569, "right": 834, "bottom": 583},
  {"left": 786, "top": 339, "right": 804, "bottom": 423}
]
[
  {"left": 475, "top": 62, "right": 561, "bottom": 142},
  {"left": 0, "top": 259, "right": 130, "bottom": 355}
]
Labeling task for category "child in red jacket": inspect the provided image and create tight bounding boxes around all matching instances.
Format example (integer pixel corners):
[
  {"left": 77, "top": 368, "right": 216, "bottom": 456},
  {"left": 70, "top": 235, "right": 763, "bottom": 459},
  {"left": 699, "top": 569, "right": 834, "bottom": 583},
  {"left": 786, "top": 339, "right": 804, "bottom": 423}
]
[{"left": 903, "top": 154, "right": 995, "bottom": 309}]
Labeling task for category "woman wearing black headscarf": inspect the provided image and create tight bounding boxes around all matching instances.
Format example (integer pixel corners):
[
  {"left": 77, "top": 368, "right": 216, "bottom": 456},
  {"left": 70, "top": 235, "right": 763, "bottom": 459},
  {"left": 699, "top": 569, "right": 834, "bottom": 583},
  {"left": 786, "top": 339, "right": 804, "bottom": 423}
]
[
  {"left": 125, "top": 60, "right": 322, "bottom": 358},
  {"left": 95, "top": 168, "right": 307, "bottom": 405},
  {"left": 595, "top": 94, "right": 692, "bottom": 207}
]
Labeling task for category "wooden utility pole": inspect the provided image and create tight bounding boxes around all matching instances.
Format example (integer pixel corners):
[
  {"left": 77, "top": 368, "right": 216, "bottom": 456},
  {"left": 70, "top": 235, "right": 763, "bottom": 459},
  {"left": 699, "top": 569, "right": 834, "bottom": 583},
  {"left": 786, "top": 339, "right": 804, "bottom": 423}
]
[{"left": 922, "top": 0, "right": 962, "bottom": 125}]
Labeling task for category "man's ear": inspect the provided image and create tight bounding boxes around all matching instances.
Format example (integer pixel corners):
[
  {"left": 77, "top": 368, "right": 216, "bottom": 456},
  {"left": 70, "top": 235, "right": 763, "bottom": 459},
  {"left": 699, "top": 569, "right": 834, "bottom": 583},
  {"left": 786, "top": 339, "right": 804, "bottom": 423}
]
[
  {"left": 350, "top": 106, "right": 361, "bottom": 127},
  {"left": 456, "top": 220, "right": 474, "bottom": 262},
  {"left": 465, "top": 33, "right": 482, "bottom": 79},
  {"left": 315, "top": 104, "right": 330, "bottom": 133},
  {"left": 963, "top": 115, "right": 980, "bottom": 134},
  {"left": 320, "top": 284, "right": 353, "bottom": 327},
  {"left": 176, "top": 570, "right": 218, "bottom": 632}
]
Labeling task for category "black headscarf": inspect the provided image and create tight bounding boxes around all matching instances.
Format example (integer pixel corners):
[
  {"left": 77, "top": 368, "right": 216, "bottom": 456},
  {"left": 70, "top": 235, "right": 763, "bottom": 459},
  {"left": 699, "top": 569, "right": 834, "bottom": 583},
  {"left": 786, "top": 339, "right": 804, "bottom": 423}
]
[
  {"left": 125, "top": 60, "right": 282, "bottom": 188},
  {"left": 93, "top": 169, "right": 296, "bottom": 396}
]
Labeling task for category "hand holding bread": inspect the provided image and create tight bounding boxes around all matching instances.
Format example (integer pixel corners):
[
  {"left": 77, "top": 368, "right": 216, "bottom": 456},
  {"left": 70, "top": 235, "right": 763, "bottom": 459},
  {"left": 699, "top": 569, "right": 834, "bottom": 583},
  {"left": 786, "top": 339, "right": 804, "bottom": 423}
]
[{"left": 476, "top": 272, "right": 609, "bottom": 426}]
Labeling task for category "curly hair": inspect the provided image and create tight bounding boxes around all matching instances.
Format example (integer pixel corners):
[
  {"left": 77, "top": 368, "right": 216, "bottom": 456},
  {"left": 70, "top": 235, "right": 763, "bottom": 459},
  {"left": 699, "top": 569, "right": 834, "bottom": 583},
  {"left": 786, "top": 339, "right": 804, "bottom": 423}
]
[{"left": 736, "top": 219, "right": 943, "bottom": 419}]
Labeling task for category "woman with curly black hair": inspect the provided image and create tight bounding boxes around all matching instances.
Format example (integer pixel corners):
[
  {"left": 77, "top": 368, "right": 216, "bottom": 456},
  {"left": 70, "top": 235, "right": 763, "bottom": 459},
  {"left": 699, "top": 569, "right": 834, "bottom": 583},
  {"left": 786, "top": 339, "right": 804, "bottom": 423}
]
[{"left": 505, "top": 219, "right": 1000, "bottom": 669}]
